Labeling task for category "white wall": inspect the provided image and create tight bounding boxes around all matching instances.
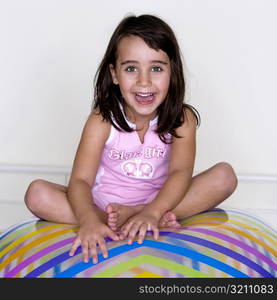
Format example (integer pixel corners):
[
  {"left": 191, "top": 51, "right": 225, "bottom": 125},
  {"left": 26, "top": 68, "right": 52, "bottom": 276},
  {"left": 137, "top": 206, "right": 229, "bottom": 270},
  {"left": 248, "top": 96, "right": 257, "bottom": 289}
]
[{"left": 1, "top": 0, "right": 277, "bottom": 231}]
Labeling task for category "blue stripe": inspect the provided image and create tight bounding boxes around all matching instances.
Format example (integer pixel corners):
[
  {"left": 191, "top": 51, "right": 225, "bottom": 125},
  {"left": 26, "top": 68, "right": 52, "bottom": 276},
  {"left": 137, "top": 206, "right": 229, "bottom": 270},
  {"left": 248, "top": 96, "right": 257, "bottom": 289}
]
[
  {"left": 25, "top": 242, "right": 139, "bottom": 278},
  {"left": 53, "top": 240, "right": 248, "bottom": 278},
  {"left": 160, "top": 232, "right": 274, "bottom": 277},
  {"left": 165, "top": 236, "right": 200, "bottom": 272}
]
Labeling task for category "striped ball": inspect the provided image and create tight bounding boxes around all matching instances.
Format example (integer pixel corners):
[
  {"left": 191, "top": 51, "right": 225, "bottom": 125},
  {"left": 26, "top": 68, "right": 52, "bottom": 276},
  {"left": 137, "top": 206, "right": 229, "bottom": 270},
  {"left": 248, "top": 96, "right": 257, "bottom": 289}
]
[{"left": 0, "top": 209, "right": 276, "bottom": 278}]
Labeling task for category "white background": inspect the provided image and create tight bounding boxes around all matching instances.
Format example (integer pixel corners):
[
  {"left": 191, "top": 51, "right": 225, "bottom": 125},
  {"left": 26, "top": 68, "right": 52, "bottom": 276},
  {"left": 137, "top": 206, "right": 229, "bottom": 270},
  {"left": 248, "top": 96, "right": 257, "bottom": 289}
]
[{"left": 0, "top": 0, "right": 276, "bottom": 230}]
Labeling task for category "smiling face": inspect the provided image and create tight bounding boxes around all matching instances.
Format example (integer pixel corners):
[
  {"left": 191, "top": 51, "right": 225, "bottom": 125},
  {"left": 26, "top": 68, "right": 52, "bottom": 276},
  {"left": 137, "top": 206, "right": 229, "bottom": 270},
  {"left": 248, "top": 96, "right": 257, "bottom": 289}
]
[{"left": 109, "top": 35, "right": 171, "bottom": 122}]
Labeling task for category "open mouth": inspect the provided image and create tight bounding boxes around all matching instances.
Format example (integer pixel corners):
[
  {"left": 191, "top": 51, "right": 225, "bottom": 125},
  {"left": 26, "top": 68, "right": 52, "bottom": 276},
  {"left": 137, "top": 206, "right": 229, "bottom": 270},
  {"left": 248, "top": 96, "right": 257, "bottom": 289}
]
[{"left": 134, "top": 93, "right": 155, "bottom": 104}]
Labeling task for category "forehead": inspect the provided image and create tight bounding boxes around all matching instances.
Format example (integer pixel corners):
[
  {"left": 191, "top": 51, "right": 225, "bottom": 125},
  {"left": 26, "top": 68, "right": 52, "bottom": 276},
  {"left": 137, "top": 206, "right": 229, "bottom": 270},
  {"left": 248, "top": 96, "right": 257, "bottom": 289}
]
[{"left": 116, "top": 35, "right": 169, "bottom": 63}]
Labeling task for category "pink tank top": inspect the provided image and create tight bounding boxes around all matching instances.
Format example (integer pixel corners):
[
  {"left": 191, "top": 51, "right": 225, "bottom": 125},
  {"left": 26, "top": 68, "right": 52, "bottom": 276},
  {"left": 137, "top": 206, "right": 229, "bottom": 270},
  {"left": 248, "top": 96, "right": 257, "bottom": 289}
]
[{"left": 91, "top": 111, "right": 172, "bottom": 211}]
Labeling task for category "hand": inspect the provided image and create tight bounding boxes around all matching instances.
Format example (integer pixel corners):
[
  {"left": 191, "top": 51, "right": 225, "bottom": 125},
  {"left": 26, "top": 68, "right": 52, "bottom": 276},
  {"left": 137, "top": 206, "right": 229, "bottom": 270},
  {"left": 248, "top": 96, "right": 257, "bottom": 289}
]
[
  {"left": 119, "top": 211, "right": 159, "bottom": 245},
  {"left": 69, "top": 219, "right": 119, "bottom": 264}
]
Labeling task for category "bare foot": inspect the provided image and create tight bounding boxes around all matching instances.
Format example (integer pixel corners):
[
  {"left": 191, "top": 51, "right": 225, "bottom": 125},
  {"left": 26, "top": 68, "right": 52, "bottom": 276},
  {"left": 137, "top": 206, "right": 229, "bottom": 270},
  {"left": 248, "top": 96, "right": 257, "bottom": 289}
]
[
  {"left": 158, "top": 211, "right": 181, "bottom": 229},
  {"left": 106, "top": 203, "right": 144, "bottom": 231},
  {"left": 106, "top": 203, "right": 181, "bottom": 232}
]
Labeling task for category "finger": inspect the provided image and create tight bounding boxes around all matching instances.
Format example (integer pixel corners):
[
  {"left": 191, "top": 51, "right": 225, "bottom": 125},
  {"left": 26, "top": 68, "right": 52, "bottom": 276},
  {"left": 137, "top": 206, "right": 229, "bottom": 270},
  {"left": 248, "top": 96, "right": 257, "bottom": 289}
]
[
  {"left": 127, "top": 223, "right": 140, "bottom": 245},
  {"left": 98, "top": 238, "right": 108, "bottom": 259},
  {"left": 152, "top": 226, "right": 159, "bottom": 240},
  {"left": 81, "top": 241, "right": 90, "bottom": 263},
  {"left": 107, "top": 229, "right": 119, "bottom": 241},
  {"left": 119, "top": 228, "right": 127, "bottom": 240},
  {"left": 89, "top": 242, "right": 98, "bottom": 264},
  {"left": 69, "top": 237, "right": 81, "bottom": 257},
  {"left": 137, "top": 224, "right": 147, "bottom": 244},
  {"left": 120, "top": 221, "right": 134, "bottom": 240}
]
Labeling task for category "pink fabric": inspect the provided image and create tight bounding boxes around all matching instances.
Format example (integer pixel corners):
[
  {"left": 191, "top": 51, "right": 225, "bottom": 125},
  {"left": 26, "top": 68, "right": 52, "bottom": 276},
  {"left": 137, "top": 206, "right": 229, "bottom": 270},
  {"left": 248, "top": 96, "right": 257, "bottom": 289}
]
[{"left": 91, "top": 114, "right": 171, "bottom": 211}]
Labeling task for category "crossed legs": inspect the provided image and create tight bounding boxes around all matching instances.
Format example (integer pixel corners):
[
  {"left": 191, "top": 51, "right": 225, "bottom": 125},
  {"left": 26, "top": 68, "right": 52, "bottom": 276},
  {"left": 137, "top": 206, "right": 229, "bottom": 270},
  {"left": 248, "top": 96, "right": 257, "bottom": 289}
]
[{"left": 24, "top": 162, "right": 237, "bottom": 229}]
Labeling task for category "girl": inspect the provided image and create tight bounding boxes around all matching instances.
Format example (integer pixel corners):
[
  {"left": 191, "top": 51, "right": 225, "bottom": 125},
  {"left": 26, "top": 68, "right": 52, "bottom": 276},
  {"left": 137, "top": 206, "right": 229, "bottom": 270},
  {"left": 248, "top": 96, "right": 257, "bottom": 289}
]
[{"left": 24, "top": 14, "right": 237, "bottom": 264}]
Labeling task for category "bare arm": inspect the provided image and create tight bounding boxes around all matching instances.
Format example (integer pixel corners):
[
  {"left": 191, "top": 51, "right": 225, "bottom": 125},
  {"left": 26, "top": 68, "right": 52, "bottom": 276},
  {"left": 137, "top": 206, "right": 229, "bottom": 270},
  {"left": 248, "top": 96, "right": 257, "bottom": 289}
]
[
  {"left": 67, "top": 110, "right": 119, "bottom": 262},
  {"left": 143, "top": 107, "right": 197, "bottom": 219},
  {"left": 67, "top": 109, "right": 110, "bottom": 224}
]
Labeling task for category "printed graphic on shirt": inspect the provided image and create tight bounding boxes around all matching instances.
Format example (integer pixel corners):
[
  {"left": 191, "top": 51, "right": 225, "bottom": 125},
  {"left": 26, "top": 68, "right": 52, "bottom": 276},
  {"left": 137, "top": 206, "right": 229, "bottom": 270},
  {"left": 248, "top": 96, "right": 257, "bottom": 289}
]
[
  {"left": 107, "top": 145, "right": 167, "bottom": 179},
  {"left": 122, "top": 160, "right": 154, "bottom": 179},
  {"left": 107, "top": 145, "right": 166, "bottom": 160}
]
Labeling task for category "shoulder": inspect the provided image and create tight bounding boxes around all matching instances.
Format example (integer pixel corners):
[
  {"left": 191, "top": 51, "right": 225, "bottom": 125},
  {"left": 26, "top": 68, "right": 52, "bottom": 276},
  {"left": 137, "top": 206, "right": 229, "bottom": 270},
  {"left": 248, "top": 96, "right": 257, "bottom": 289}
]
[
  {"left": 81, "top": 108, "right": 111, "bottom": 142},
  {"left": 174, "top": 106, "right": 198, "bottom": 138},
  {"left": 168, "top": 107, "right": 197, "bottom": 173}
]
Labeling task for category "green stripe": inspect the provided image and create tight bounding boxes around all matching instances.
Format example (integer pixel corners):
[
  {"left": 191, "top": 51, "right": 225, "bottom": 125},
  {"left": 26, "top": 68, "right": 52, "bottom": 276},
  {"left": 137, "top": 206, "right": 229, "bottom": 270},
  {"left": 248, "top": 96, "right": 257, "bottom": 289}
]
[
  {"left": 0, "top": 222, "right": 44, "bottom": 249},
  {"left": 163, "top": 233, "right": 218, "bottom": 277},
  {"left": 92, "top": 255, "right": 212, "bottom": 278}
]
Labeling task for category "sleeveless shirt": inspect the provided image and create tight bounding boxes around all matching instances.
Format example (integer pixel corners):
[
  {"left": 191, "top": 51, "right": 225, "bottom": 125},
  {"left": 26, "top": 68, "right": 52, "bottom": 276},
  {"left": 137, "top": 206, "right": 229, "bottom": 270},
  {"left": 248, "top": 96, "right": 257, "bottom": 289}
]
[{"left": 91, "top": 110, "right": 172, "bottom": 211}]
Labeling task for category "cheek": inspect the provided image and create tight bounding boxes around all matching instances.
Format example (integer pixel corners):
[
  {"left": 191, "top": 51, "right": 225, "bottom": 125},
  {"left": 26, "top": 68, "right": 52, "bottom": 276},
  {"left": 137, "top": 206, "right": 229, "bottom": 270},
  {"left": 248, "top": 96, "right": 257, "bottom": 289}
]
[
  {"left": 157, "top": 76, "right": 170, "bottom": 93},
  {"left": 118, "top": 76, "right": 136, "bottom": 92}
]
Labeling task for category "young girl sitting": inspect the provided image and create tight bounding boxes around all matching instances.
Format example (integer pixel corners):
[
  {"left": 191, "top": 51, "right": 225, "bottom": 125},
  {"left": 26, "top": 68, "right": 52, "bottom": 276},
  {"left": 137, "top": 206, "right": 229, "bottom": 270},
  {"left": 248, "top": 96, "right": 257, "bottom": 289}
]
[{"left": 24, "top": 14, "right": 237, "bottom": 264}]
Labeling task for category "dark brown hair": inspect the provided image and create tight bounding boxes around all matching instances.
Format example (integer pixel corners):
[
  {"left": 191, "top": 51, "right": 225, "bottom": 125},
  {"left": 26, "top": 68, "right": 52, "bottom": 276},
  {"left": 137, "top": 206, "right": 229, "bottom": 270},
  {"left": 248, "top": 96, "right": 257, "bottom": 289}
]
[{"left": 93, "top": 14, "right": 200, "bottom": 143}]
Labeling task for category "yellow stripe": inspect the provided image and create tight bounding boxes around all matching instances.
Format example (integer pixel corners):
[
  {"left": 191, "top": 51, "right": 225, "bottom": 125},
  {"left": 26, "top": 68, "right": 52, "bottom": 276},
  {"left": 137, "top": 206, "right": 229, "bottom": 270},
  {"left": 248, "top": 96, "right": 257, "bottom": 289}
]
[
  {"left": 0, "top": 224, "right": 66, "bottom": 258},
  {"left": 134, "top": 271, "right": 163, "bottom": 278},
  {"left": 27, "top": 262, "right": 35, "bottom": 276},
  {"left": 181, "top": 216, "right": 277, "bottom": 247},
  {"left": 182, "top": 212, "right": 277, "bottom": 239},
  {"left": 230, "top": 241, "right": 241, "bottom": 274},
  {"left": 0, "top": 228, "right": 77, "bottom": 270},
  {"left": 15, "top": 253, "right": 25, "bottom": 278}
]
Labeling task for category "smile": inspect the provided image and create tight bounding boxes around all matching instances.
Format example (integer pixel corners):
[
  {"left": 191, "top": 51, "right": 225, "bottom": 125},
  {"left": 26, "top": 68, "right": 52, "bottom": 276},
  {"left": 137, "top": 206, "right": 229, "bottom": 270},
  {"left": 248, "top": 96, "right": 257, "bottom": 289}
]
[{"left": 134, "top": 92, "right": 155, "bottom": 104}]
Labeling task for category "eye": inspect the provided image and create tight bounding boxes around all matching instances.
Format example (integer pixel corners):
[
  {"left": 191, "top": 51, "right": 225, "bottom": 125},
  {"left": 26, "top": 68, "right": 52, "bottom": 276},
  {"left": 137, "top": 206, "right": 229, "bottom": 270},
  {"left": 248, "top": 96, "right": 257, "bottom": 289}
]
[
  {"left": 125, "top": 66, "right": 137, "bottom": 72},
  {"left": 152, "top": 66, "right": 163, "bottom": 72}
]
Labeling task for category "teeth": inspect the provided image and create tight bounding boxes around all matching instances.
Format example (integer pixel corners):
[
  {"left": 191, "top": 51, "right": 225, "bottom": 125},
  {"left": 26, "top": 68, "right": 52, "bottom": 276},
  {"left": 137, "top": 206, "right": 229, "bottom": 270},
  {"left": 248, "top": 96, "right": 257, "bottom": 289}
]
[{"left": 136, "top": 93, "right": 153, "bottom": 97}]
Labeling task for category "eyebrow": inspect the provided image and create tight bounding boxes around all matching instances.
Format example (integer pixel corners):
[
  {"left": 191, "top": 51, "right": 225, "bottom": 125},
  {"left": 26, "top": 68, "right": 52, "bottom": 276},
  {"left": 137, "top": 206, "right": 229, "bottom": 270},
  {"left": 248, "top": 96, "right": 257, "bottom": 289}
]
[{"left": 121, "top": 60, "right": 168, "bottom": 65}]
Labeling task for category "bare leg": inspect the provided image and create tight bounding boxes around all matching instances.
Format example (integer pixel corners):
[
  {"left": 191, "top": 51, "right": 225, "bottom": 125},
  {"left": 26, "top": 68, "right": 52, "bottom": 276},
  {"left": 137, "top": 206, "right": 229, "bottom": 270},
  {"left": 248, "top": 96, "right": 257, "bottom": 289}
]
[
  {"left": 24, "top": 162, "right": 236, "bottom": 227},
  {"left": 24, "top": 179, "right": 105, "bottom": 225},
  {"left": 172, "top": 162, "right": 238, "bottom": 219}
]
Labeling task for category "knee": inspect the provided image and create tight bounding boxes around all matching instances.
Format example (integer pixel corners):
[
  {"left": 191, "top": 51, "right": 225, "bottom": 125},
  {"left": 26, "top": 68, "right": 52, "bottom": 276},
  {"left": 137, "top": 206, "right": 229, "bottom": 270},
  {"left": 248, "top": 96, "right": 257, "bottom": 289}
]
[
  {"left": 212, "top": 162, "right": 238, "bottom": 196},
  {"left": 24, "top": 179, "right": 50, "bottom": 214}
]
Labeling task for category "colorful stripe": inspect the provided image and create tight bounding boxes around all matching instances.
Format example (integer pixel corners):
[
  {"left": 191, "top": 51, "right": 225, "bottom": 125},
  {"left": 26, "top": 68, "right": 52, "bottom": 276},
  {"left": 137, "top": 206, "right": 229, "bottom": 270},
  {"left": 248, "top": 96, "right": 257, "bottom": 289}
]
[
  {"left": 0, "top": 208, "right": 276, "bottom": 278},
  {"left": 92, "top": 255, "right": 211, "bottom": 278}
]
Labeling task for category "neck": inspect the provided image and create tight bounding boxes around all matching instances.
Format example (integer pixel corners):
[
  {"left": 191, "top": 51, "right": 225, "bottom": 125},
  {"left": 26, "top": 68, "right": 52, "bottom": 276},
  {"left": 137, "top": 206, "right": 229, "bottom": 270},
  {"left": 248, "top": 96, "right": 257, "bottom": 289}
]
[{"left": 124, "top": 107, "right": 156, "bottom": 126}]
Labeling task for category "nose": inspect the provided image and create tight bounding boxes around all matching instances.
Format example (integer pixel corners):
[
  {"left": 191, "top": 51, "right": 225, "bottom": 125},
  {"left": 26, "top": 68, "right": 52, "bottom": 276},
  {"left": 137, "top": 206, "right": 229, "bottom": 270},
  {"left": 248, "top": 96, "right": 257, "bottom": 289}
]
[{"left": 137, "top": 70, "right": 151, "bottom": 87}]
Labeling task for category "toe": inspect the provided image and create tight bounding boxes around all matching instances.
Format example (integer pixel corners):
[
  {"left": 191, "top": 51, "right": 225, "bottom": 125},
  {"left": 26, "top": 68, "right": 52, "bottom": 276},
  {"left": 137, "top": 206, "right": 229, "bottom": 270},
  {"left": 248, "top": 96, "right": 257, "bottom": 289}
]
[
  {"left": 167, "top": 212, "right": 176, "bottom": 221},
  {"left": 109, "top": 202, "right": 119, "bottom": 211},
  {"left": 106, "top": 204, "right": 113, "bottom": 214},
  {"left": 108, "top": 212, "right": 117, "bottom": 219},
  {"left": 163, "top": 212, "right": 171, "bottom": 221},
  {"left": 106, "top": 202, "right": 119, "bottom": 214},
  {"left": 108, "top": 220, "right": 117, "bottom": 230}
]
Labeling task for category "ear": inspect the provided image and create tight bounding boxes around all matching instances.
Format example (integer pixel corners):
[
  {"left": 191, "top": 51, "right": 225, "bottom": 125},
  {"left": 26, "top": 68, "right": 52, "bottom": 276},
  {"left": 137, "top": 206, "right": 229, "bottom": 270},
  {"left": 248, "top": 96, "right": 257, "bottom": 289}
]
[{"left": 109, "top": 64, "right": 119, "bottom": 85}]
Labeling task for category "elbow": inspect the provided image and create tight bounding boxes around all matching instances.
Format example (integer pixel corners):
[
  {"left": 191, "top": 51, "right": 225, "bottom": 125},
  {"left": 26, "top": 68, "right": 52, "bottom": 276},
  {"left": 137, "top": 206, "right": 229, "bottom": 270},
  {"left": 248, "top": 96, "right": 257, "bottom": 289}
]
[
  {"left": 168, "top": 169, "right": 193, "bottom": 193},
  {"left": 68, "top": 177, "right": 92, "bottom": 191},
  {"left": 169, "top": 169, "right": 193, "bottom": 181}
]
